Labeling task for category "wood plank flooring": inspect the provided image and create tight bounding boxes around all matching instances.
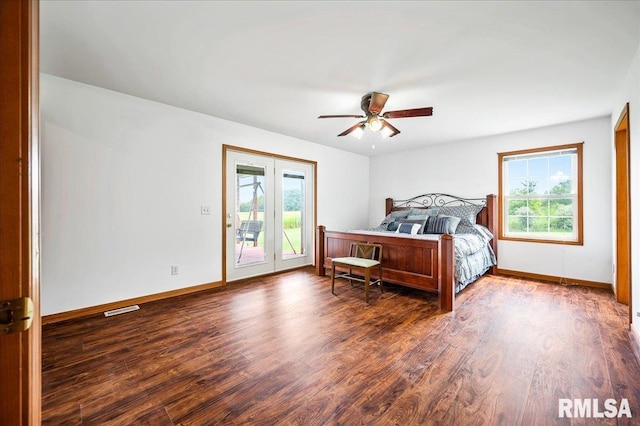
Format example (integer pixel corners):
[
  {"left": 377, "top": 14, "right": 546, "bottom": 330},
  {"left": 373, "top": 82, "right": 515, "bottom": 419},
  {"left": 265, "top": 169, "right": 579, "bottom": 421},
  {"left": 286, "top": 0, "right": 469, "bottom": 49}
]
[{"left": 42, "top": 268, "right": 640, "bottom": 425}]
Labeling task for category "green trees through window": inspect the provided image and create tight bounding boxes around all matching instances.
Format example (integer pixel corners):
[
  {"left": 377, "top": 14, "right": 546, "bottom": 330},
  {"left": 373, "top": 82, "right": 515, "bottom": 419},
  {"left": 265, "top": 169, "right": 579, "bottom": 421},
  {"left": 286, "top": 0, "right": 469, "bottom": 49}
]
[{"left": 499, "top": 143, "right": 583, "bottom": 244}]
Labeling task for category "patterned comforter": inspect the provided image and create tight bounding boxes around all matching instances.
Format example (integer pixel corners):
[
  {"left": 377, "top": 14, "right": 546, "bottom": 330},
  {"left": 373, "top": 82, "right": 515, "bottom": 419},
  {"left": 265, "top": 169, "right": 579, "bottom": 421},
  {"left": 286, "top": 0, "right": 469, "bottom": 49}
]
[{"left": 453, "top": 231, "right": 496, "bottom": 292}]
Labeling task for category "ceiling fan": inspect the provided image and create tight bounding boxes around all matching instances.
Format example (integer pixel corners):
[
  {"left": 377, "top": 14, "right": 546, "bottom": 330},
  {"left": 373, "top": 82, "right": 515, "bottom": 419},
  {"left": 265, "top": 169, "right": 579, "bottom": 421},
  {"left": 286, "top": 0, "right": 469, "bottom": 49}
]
[{"left": 318, "top": 92, "right": 433, "bottom": 139}]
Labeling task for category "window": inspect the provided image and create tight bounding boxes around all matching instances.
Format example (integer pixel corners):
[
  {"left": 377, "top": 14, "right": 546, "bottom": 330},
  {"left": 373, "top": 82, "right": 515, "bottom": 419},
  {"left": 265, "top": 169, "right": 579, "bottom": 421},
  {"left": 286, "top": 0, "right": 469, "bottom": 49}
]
[{"left": 498, "top": 143, "right": 583, "bottom": 245}]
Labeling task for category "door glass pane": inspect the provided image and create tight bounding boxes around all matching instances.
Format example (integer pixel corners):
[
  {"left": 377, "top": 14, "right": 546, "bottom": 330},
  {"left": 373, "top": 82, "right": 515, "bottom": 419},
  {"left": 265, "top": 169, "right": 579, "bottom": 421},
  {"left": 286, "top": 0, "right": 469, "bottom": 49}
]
[
  {"left": 282, "top": 169, "right": 305, "bottom": 259},
  {"left": 235, "top": 163, "right": 266, "bottom": 266}
]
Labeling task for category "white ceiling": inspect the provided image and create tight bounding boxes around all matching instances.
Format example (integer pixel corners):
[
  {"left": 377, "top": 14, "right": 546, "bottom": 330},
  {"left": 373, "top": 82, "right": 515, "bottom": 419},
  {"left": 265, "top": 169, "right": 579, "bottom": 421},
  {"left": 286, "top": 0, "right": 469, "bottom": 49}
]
[{"left": 40, "top": 1, "right": 640, "bottom": 157}]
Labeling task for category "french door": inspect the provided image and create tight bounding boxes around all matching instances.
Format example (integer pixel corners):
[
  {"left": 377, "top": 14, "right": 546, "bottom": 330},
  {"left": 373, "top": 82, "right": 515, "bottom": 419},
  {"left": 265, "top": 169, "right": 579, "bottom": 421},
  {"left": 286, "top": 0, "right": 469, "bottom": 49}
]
[{"left": 224, "top": 148, "right": 314, "bottom": 281}]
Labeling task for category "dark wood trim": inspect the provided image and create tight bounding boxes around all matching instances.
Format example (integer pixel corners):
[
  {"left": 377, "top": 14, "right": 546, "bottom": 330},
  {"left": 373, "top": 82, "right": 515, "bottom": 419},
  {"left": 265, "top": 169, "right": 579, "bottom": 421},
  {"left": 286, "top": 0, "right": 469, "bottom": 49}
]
[
  {"left": 222, "top": 144, "right": 319, "bottom": 167},
  {"left": 0, "top": 0, "right": 41, "bottom": 423},
  {"left": 27, "top": 3, "right": 41, "bottom": 422},
  {"left": 497, "top": 142, "right": 585, "bottom": 160},
  {"left": 496, "top": 268, "right": 612, "bottom": 290},
  {"left": 42, "top": 281, "right": 224, "bottom": 325},
  {"left": 614, "top": 102, "right": 631, "bottom": 323},
  {"left": 573, "top": 142, "right": 585, "bottom": 244},
  {"left": 498, "top": 236, "right": 584, "bottom": 245},
  {"left": 498, "top": 142, "right": 584, "bottom": 246},
  {"left": 616, "top": 102, "right": 630, "bottom": 130},
  {"left": 313, "top": 156, "right": 318, "bottom": 269},
  {"left": 221, "top": 146, "right": 229, "bottom": 284}
]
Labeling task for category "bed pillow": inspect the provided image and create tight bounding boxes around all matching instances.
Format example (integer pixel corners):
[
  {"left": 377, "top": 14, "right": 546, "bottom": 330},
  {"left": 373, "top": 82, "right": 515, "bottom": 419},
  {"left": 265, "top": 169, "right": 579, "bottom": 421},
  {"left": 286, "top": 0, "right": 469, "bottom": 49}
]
[
  {"left": 436, "top": 214, "right": 461, "bottom": 234},
  {"left": 407, "top": 214, "right": 429, "bottom": 221},
  {"left": 386, "top": 221, "right": 400, "bottom": 231},
  {"left": 380, "top": 210, "right": 409, "bottom": 226},
  {"left": 438, "top": 205, "right": 483, "bottom": 225},
  {"left": 409, "top": 208, "right": 439, "bottom": 217},
  {"left": 396, "top": 222, "right": 422, "bottom": 235},
  {"left": 397, "top": 219, "right": 427, "bottom": 234},
  {"left": 423, "top": 216, "right": 451, "bottom": 234}
]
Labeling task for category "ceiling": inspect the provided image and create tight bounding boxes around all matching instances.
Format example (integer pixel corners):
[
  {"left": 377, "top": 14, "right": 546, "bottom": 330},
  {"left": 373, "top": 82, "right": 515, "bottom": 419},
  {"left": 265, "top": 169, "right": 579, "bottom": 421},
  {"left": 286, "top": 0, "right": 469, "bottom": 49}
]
[{"left": 40, "top": 1, "right": 640, "bottom": 157}]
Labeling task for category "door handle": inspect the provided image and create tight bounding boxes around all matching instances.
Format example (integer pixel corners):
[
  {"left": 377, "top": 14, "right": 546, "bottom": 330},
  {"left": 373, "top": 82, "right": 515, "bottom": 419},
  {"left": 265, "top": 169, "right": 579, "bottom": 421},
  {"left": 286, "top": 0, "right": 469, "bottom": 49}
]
[{"left": 0, "top": 297, "right": 34, "bottom": 335}]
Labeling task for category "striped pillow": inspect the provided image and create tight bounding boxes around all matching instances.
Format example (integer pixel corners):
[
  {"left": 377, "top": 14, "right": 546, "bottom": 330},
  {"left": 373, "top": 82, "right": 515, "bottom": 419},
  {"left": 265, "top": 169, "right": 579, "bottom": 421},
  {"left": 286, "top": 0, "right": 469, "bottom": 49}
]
[
  {"left": 436, "top": 214, "right": 460, "bottom": 234},
  {"left": 424, "top": 216, "right": 451, "bottom": 234}
]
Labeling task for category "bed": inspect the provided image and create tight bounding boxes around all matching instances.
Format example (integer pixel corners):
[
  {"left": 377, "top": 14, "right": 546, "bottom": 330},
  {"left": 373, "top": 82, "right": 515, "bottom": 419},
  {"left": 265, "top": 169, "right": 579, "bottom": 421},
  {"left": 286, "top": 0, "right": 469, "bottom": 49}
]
[{"left": 315, "top": 193, "right": 498, "bottom": 311}]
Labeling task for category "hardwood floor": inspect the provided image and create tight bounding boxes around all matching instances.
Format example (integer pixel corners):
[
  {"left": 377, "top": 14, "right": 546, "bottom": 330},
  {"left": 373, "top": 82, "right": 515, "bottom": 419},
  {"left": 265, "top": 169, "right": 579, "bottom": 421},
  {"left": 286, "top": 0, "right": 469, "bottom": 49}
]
[{"left": 42, "top": 268, "right": 640, "bottom": 425}]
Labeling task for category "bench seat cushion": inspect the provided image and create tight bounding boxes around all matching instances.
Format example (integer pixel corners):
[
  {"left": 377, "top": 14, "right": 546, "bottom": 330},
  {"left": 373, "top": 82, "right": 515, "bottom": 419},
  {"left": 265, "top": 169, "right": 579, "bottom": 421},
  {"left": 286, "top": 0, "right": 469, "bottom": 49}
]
[{"left": 332, "top": 257, "right": 380, "bottom": 268}]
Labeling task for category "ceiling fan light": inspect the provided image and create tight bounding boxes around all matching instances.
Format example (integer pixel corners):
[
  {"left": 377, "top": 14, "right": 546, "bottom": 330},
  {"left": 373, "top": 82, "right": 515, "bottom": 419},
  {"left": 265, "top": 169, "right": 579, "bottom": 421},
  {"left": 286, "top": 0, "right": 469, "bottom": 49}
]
[
  {"left": 320, "top": 92, "right": 432, "bottom": 139},
  {"left": 380, "top": 125, "right": 394, "bottom": 138},
  {"left": 351, "top": 124, "right": 366, "bottom": 139},
  {"left": 368, "top": 116, "right": 383, "bottom": 132}
]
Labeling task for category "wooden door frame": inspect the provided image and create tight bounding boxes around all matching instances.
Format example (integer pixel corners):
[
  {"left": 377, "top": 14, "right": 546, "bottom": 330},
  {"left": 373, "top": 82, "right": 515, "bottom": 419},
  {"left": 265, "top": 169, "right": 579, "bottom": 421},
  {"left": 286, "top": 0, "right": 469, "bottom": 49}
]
[
  {"left": 0, "top": 0, "right": 41, "bottom": 424},
  {"left": 222, "top": 145, "right": 317, "bottom": 283},
  {"left": 614, "top": 103, "right": 631, "bottom": 324}
]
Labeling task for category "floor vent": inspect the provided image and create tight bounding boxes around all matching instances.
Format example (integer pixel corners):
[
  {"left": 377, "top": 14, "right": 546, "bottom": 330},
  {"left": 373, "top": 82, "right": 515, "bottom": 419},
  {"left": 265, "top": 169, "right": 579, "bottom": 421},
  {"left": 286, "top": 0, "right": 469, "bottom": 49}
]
[{"left": 104, "top": 305, "right": 140, "bottom": 317}]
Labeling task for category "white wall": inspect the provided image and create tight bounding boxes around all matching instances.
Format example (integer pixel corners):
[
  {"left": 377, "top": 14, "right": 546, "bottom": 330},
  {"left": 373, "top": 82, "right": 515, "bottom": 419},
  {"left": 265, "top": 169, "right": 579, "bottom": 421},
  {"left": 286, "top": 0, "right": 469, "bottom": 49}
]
[
  {"left": 41, "top": 70, "right": 627, "bottom": 316},
  {"left": 369, "top": 116, "right": 613, "bottom": 284},
  {"left": 611, "top": 36, "right": 640, "bottom": 329},
  {"left": 41, "top": 74, "right": 370, "bottom": 316}
]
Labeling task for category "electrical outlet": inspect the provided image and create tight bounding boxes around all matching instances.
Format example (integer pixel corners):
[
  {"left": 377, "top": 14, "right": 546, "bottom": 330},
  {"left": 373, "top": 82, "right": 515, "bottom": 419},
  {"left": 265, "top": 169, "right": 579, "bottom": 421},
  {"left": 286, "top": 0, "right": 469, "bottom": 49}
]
[
  {"left": 171, "top": 265, "right": 179, "bottom": 275},
  {"left": 201, "top": 205, "right": 211, "bottom": 215}
]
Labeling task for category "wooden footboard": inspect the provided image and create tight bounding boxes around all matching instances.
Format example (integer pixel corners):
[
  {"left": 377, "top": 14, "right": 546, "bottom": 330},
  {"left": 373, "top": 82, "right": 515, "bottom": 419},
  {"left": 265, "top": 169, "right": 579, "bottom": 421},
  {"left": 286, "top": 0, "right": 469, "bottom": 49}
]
[
  {"left": 316, "top": 226, "right": 455, "bottom": 311},
  {"left": 315, "top": 194, "right": 497, "bottom": 311}
]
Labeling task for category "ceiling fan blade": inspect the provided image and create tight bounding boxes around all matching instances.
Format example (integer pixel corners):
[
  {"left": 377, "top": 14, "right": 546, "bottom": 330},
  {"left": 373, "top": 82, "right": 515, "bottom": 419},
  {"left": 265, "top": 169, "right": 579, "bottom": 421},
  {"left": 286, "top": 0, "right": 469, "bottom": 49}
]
[
  {"left": 368, "top": 92, "right": 389, "bottom": 115},
  {"left": 381, "top": 119, "right": 401, "bottom": 137},
  {"left": 318, "top": 114, "right": 365, "bottom": 119},
  {"left": 337, "top": 122, "right": 365, "bottom": 137},
  {"left": 383, "top": 107, "right": 433, "bottom": 119}
]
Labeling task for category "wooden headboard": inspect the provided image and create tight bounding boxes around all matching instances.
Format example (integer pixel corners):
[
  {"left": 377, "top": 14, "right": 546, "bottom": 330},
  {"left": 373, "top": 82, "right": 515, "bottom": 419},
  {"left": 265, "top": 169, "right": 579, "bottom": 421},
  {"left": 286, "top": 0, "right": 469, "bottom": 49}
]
[{"left": 385, "top": 193, "right": 498, "bottom": 273}]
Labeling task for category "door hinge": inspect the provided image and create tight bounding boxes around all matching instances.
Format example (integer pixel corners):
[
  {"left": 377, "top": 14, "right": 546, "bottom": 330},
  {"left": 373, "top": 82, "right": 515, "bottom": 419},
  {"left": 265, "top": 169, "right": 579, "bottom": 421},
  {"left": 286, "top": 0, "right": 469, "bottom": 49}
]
[{"left": 1, "top": 297, "right": 34, "bottom": 335}]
